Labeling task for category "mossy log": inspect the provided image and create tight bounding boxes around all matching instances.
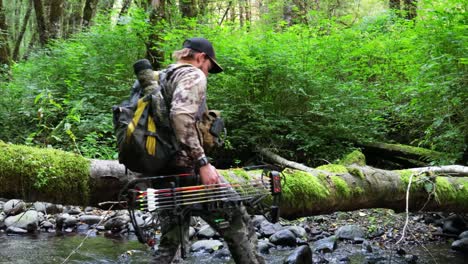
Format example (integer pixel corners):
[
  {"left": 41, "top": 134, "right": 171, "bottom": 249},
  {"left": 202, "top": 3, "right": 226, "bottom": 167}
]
[
  {"left": 1, "top": 142, "right": 467, "bottom": 219},
  {"left": 358, "top": 142, "right": 447, "bottom": 168}
]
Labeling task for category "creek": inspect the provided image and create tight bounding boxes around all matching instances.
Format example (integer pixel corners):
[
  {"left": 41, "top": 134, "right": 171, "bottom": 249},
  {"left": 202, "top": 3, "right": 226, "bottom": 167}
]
[{"left": 0, "top": 233, "right": 466, "bottom": 264}]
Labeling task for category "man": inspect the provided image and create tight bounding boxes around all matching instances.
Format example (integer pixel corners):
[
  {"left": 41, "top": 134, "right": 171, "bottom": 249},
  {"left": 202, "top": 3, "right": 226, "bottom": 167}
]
[{"left": 152, "top": 37, "right": 265, "bottom": 264}]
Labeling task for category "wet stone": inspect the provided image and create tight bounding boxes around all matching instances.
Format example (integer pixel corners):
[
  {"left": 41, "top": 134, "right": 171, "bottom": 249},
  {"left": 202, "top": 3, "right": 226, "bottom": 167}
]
[
  {"left": 6, "top": 226, "right": 28, "bottom": 234},
  {"left": 3, "top": 199, "right": 26, "bottom": 216},
  {"left": 190, "top": 239, "right": 223, "bottom": 253},
  {"left": 335, "top": 225, "right": 365, "bottom": 240},
  {"left": 213, "top": 248, "right": 231, "bottom": 260},
  {"left": 451, "top": 237, "right": 468, "bottom": 253},
  {"left": 189, "top": 226, "right": 196, "bottom": 239},
  {"left": 442, "top": 215, "right": 467, "bottom": 235},
  {"left": 65, "top": 206, "right": 82, "bottom": 215},
  {"left": 197, "top": 225, "right": 218, "bottom": 239},
  {"left": 284, "top": 245, "right": 313, "bottom": 264},
  {"left": 5, "top": 210, "right": 38, "bottom": 232},
  {"left": 260, "top": 221, "right": 283, "bottom": 237},
  {"left": 269, "top": 229, "right": 297, "bottom": 247},
  {"left": 459, "top": 231, "right": 468, "bottom": 239},
  {"left": 258, "top": 240, "right": 273, "bottom": 254},
  {"left": 79, "top": 215, "right": 103, "bottom": 225},
  {"left": 313, "top": 236, "right": 337, "bottom": 253},
  {"left": 287, "top": 226, "right": 307, "bottom": 239},
  {"left": 33, "top": 202, "right": 47, "bottom": 213}
]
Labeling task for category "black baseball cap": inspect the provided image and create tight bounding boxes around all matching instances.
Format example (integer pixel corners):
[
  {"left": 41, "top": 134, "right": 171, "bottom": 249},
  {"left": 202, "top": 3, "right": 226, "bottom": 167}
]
[{"left": 183, "top": 37, "right": 223, "bottom": 74}]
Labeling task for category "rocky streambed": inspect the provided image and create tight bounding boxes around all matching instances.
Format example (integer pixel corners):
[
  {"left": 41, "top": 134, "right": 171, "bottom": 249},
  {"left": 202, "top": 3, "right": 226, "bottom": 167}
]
[{"left": 0, "top": 198, "right": 467, "bottom": 263}]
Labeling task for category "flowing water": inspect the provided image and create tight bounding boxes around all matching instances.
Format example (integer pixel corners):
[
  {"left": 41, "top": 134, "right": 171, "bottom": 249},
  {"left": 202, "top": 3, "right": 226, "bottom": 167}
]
[{"left": 0, "top": 233, "right": 466, "bottom": 263}]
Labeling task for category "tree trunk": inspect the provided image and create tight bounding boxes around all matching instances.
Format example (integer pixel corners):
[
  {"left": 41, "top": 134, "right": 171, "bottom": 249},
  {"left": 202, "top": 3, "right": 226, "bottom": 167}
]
[
  {"left": 179, "top": 0, "right": 197, "bottom": 18},
  {"left": 145, "top": 0, "right": 166, "bottom": 70},
  {"left": 0, "top": 0, "right": 11, "bottom": 65},
  {"left": 238, "top": 0, "right": 244, "bottom": 27},
  {"left": 198, "top": 0, "right": 208, "bottom": 17},
  {"left": 358, "top": 142, "right": 447, "bottom": 169},
  {"left": 48, "top": 0, "right": 64, "bottom": 39},
  {"left": 32, "top": 0, "right": 48, "bottom": 46},
  {"left": 1, "top": 142, "right": 467, "bottom": 219},
  {"left": 64, "top": 0, "right": 84, "bottom": 37},
  {"left": 389, "top": 0, "right": 400, "bottom": 10},
  {"left": 119, "top": 0, "right": 132, "bottom": 18},
  {"left": 13, "top": 0, "right": 32, "bottom": 61},
  {"left": 403, "top": 0, "right": 417, "bottom": 20},
  {"left": 83, "top": 0, "right": 99, "bottom": 27}
]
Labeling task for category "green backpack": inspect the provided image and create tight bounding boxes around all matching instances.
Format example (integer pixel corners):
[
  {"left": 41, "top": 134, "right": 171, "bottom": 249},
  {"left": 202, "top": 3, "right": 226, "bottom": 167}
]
[{"left": 112, "top": 60, "right": 187, "bottom": 174}]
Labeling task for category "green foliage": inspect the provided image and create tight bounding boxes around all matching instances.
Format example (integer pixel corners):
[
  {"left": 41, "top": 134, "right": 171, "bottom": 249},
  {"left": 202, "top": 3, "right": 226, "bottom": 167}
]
[
  {"left": 0, "top": 13, "right": 146, "bottom": 158},
  {"left": 0, "top": 0, "right": 466, "bottom": 167}
]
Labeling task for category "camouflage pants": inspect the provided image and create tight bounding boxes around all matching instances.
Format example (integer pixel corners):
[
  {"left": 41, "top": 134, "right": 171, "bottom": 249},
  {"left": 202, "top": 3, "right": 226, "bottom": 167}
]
[{"left": 153, "top": 204, "right": 265, "bottom": 264}]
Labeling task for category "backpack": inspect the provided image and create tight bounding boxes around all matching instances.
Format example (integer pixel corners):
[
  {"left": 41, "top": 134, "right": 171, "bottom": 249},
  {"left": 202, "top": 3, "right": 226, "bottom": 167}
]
[
  {"left": 113, "top": 59, "right": 226, "bottom": 174},
  {"left": 112, "top": 59, "right": 181, "bottom": 174}
]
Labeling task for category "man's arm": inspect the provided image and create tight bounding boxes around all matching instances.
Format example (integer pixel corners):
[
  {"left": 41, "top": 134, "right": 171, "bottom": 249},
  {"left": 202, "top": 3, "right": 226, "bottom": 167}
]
[{"left": 170, "top": 67, "right": 220, "bottom": 185}]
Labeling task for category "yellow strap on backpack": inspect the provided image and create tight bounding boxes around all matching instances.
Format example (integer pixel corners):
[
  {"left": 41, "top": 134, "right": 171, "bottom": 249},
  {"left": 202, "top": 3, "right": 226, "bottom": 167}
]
[
  {"left": 126, "top": 98, "right": 157, "bottom": 156},
  {"left": 146, "top": 116, "right": 156, "bottom": 156}
]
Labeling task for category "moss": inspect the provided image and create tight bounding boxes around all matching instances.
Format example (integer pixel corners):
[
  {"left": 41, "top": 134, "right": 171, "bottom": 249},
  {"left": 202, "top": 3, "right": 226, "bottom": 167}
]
[
  {"left": 352, "top": 186, "right": 364, "bottom": 195},
  {"left": 347, "top": 167, "right": 365, "bottom": 179},
  {"left": 316, "top": 164, "right": 348, "bottom": 173},
  {"left": 455, "top": 179, "right": 468, "bottom": 205},
  {"left": 219, "top": 169, "right": 265, "bottom": 197},
  {"left": 386, "top": 143, "right": 444, "bottom": 161},
  {"left": 281, "top": 170, "right": 330, "bottom": 209},
  {"left": 397, "top": 170, "right": 426, "bottom": 192},
  {"left": 330, "top": 176, "right": 351, "bottom": 198},
  {"left": 230, "top": 168, "right": 253, "bottom": 181},
  {"left": 0, "top": 142, "right": 90, "bottom": 204},
  {"left": 338, "top": 150, "right": 366, "bottom": 166},
  {"left": 434, "top": 177, "right": 456, "bottom": 204}
]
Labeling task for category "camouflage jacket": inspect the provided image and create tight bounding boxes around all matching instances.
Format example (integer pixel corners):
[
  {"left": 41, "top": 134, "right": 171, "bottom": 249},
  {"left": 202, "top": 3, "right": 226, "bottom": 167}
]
[{"left": 161, "top": 63, "right": 208, "bottom": 168}]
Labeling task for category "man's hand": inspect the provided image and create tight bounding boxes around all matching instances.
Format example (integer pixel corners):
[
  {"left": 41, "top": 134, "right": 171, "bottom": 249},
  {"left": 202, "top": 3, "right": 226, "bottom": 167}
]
[{"left": 199, "top": 164, "right": 220, "bottom": 186}]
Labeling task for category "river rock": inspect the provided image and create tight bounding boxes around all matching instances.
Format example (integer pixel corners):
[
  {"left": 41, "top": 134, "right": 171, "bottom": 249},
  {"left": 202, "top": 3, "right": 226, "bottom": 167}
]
[
  {"left": 104, "top": 214, "right": 130, "bottom": 232},
  {"left": 197, "top": 225, "right": 218, "bottom": 239},
  {"left": 252, "top": 215, "right": 268, "bottom": 228},
  {"left": 189, "top": 226, "right": 196, "bottom": 239},
  {"left": 41, "top": 220, "right": 54, "bottom": 229},
  {"left": 5, "top": 210, "right": 38, "bottom": 232},
  {"left": 3, "top": 199, "right": 26, "bottom": 216},
  {"left": 46, "top": 204, "right": 64, "bottom": 214},
  {"left": 313, "top": 235, "right": 337, "bottom": 253},
  {"left": 0, "top": 201, "right": 4, "bottom": 211},
  {"left": 258, "top": 239, "right": 274, "bottom": 254},
  {"left": 33, "top": 202, "right": 47, "bottom": 213},
  {"left": 79, "top": 215, "right": 103, "bottom": 225},
  {"left": 442, "top": 214, "right": 467, "bottom": 235},
  {"left": 287, "top": 226, "right": 307, "bottom": 239},
  {"left": 0, "top": 212, "right": 5, "bottom": 229},
  {"left": 459, "top": 231, "right": 468, "bottom": 239},
  {"left": 213, "top": 248, "right": 231, "bottom": 259},
  {"left": 6, "top": 226, "right": 28, "bottom": 234},
  {"left": 260, "top": 221, "right": 283, "bottom": 237},
  {"left": 284, "top": 245, "right": 313, "bottom": 264},
  {"left": 405, "top": 254, "right": 418, "bottom": 263},
  {"left": 65, "top": 206, "right": 82, "bottom": 215},
  {"left": 190, "top": 239, "right": 223, "bottom": 253},
  {"left": 270, "top": 229, "right": 297, "bottom": 247},
  {"left": 335, "top": 225, "right": 365, "bottom": 240},
  {"left": 451, "top": 237, "right": 468, "bottom": 253}
]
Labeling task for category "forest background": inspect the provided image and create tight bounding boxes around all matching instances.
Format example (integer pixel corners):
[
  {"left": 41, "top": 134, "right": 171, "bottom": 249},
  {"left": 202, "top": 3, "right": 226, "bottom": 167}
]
[{"left": 0, "top": 0, "right": 466, "bottom": 169}]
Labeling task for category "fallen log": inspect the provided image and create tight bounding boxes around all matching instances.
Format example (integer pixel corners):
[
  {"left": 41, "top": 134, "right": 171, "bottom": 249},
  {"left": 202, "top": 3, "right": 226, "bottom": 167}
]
[
  {"left": 357, "top": 142, "right": 448, "bottom": 168},
  {"left": 1, "top": 142, "right": 467, "bottom": 219}
]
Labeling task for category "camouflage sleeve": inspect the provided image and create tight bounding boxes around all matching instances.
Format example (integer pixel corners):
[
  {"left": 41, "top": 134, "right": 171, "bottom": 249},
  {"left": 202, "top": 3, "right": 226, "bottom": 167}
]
[{"left": 170, "top": 67, "right": 207, "bottom": 163}]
